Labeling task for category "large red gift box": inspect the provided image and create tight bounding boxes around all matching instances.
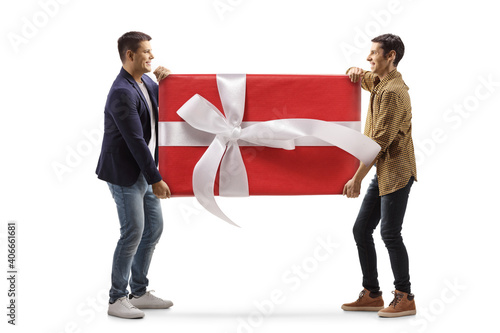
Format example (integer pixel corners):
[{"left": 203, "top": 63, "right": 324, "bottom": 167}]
[{"left": 158, "top": 74, "right": 361, "bottom": 197}]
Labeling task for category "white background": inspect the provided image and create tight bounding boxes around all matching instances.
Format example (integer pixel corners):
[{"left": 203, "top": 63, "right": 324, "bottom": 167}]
[{"left": 1, "top": 0, "right": 498, "bottom": 332}]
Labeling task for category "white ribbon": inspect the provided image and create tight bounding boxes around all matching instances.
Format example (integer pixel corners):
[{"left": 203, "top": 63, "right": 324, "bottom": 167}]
[
  {"left": 174, "top": 74, "right": 381, "bottom": 226},
  {"left": 159, "top": 121, "right": 362, "bottom": 146}
]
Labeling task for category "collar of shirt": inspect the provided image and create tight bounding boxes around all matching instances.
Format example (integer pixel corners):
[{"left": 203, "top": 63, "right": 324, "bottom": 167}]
[{"left": 372, "top": 69, "right": 401, "bottom": 94}]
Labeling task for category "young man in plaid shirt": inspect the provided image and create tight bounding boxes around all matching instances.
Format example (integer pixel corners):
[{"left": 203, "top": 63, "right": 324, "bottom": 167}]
[{"left": 342, "top": 34, "right": 417, "bottom": 318}]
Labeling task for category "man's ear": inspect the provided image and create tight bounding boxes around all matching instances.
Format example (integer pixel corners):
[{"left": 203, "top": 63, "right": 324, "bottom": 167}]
[
  {"left": 126, "top": 49, "right": 134, "bottom": 62},
  {"left": 387, "top": 50, "right": 396, "bottom": 63}
]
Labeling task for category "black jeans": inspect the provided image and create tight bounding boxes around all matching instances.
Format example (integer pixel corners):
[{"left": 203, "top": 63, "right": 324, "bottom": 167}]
[{"left": 353, "top": 175, "right": 414, "bottom": 293}]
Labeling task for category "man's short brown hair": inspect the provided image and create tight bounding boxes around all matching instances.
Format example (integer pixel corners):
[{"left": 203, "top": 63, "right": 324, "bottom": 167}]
[
  {"left": 117, "top": 31, "right": 152, "bottom": 63},
  {"left": 371, "top": 34, "right": 405, "bottom": 67}
]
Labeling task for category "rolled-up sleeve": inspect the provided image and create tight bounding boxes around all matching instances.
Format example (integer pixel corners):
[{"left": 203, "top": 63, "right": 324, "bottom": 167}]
[{"left": 371, "top": 91, "right": 406, "bottom": 160}]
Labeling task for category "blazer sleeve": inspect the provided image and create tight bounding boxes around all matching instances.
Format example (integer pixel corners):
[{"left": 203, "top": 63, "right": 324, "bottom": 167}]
[{"left": 107, "top": 87, "right": 162, "bottom": 184}]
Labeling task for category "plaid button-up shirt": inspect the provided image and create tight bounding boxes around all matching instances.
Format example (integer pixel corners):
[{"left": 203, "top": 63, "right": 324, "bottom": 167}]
[{"left": 358, "top": 69, "right": 417, "bottom": 196}]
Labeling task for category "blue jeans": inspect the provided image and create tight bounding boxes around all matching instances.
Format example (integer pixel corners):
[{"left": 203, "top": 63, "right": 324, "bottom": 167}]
[
  {"left": 107, "top": 174, "right": 163, "bottom": 303},
  {"left": 353, "top": 175, "right": 414, "bottom": 293}
]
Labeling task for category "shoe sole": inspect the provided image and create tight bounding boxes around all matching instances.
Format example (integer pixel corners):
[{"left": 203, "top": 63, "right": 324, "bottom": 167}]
[
  {"left": 130, "top": 301, "right": 174, "bottom": 309},
  {"left": 378, "top": 309, "right": 416, "bottom": 318},
  {"left": 341, "top": 305, "right": 384, "bottom": 311},
  {"left": 107, "top": 311, "right": 145, "bottom": 319}
]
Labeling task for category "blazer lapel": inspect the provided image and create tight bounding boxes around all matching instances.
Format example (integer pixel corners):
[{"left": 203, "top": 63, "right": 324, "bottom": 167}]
[
  {"left": 133, "top": 82, "right": 150, "bottom": 113},
  {"left": 142, "top": 76, "right": 159, "bottom": 164},
  {"left": 119, "top": 67, "right": 151, "bottom": 117},
  {"left": 142, "top": 77, "right": 158, "bottom": 116}
]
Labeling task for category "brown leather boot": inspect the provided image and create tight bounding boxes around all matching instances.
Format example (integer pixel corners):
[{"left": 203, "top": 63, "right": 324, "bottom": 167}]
[
  {"left": 378, "top": 290, "right": 416, "bottom": 317},
  {"left": 341, "top": 288, "right": 384, "bottom": 311}
]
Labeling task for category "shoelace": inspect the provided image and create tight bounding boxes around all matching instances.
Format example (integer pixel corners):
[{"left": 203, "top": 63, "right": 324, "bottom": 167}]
[
  {"left": 121, "top": 297, "right": 138, "bottom": 309},
  {"left": 356, "top": 289, "right": 367, "bottom": 302},
  {"left": 389, "top": 291, "right": 404, "bottom": 307},
  {"left": 145, "top": 290, "right": 164, "bottom": 301},
  {"left": 131, "top": 290, "right": 168, "bottom": 304}
]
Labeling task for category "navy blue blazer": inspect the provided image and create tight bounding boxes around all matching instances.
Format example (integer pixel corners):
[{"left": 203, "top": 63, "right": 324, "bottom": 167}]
[{"left": 96, "top": 67, "right": 162, "bottom": 186}]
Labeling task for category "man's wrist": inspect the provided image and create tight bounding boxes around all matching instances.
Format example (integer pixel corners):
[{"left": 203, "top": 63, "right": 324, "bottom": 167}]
[{"left": 352, "top": 176, "right": 363, "bottom": 184}]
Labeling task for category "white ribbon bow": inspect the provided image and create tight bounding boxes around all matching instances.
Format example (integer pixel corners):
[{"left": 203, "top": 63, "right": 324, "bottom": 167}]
[{"left": 176, "top": 74, "right": 380, "bottom": 226}]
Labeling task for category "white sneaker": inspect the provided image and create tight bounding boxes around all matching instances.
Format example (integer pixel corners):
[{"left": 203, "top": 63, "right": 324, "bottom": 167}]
[
  {"left": 129, "top": 290, "right": 173, "bottom": 309},
  {"left": 108, "top": 296, "right": 145, "bottom": 319}
]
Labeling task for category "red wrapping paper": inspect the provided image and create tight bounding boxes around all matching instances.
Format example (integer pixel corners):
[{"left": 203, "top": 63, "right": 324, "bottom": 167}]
[{"left": 158, "top": 74, "right": 361, "bottom": 196}]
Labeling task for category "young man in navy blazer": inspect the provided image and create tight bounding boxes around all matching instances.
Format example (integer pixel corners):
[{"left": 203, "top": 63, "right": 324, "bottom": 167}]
[{"left": 96, "top": 31, "right": 172, "bottom": 319}]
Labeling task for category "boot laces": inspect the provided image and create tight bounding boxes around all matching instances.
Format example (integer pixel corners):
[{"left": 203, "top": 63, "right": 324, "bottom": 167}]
[
  {"left": 356, "top": 289, "right": 367, "bottom": 302},
  {"left": 389, "top": 291, "right": 404, "bottom": 307}
]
